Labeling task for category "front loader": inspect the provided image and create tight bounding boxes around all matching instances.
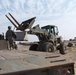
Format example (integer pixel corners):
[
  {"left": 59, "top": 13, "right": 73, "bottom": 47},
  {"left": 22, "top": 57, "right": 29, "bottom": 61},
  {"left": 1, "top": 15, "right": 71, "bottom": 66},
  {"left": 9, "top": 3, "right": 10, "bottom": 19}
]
[
  {"left": 28, "top": 24, "right": 66, "bottom": 54},
  {"left": 5, "top": 13, "right": 66, "bottom": 54}
]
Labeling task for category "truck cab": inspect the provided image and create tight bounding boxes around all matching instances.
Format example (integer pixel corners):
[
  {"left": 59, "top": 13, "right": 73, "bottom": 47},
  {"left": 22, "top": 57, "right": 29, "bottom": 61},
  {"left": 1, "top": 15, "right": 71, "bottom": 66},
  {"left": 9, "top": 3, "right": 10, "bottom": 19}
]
[{"left": 41, "top": 25, "right": 59, "bottom": 36}]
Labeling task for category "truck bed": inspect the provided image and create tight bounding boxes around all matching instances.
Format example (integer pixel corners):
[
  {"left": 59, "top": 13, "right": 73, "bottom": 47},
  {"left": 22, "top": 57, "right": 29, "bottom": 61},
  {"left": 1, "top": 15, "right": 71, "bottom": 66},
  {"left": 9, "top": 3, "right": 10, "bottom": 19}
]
[{"left": 0, "top": 50, "right": 75, "bottom": 75}]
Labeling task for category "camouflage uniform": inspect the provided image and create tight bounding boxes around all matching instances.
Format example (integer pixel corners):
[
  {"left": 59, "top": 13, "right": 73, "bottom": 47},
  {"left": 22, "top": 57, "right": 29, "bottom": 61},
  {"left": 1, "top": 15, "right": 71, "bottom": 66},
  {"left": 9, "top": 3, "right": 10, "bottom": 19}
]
[{"left": 6, "top": 26, "right": 16, "bottom": 50}]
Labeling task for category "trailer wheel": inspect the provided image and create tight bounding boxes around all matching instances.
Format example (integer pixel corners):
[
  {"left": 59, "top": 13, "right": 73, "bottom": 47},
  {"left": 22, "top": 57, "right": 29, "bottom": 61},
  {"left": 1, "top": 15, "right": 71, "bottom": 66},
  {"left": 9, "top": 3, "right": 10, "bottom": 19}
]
[
  {"left": 43, "top": 43, "right": 55, "bottom": 52},
  {"left": 29, "top": 44, "right": 38, "bottom": 51},
  {"left": 59, "top": 42, "right": 66, "bottom": 54}
]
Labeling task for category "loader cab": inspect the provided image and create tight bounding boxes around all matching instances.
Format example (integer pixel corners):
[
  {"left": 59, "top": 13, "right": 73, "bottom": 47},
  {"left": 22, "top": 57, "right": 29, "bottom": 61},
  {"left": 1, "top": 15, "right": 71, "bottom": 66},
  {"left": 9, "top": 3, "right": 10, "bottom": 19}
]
[{"left": 41, "top": 25, "right": 59, "bottom": 36}]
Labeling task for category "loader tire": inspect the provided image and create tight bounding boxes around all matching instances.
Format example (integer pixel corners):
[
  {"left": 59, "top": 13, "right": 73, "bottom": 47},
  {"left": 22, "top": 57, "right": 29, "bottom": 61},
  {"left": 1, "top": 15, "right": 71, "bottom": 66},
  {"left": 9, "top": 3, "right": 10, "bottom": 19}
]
[
  {"left": 29, "top": 44, "right": 38, "bottom": 51},
  {"left": 43, "top": 43, "right": 55, "bottom": 52},
  {"left": 59, "top": 42, "right": 66, "bottom": 54}
]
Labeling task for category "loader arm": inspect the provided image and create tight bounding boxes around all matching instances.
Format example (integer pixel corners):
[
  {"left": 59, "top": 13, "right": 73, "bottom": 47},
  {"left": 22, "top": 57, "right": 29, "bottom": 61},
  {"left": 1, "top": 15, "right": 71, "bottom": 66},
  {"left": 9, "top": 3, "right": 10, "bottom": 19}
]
[
  {"left": 6, "top": 13, "right": 36, "bottom": 31},
  {"left": 27, "top": 25, "right": 49, "bottom": 41},
  {"left": 6, "top": 13, "right": 25, "bottom": 31}
]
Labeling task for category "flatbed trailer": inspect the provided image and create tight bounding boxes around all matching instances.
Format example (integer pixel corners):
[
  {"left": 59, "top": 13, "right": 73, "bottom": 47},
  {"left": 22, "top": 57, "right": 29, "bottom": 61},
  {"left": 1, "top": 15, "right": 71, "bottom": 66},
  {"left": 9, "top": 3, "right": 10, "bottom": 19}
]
[{"left": 0, "top": 50, "right": 75, "bottom": 75}]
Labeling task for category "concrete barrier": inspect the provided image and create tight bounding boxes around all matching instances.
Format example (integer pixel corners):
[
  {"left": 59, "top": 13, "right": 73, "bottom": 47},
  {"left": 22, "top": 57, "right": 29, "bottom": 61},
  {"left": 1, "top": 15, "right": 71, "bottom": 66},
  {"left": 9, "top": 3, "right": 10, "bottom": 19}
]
[{"left": 0, "top": 40, "right": 7, "bottom": 50}]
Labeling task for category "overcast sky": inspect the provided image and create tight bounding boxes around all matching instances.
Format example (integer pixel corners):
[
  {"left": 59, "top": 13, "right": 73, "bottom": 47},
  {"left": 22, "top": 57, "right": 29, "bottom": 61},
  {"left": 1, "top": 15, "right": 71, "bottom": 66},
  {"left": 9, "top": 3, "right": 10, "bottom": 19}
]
[{"left": 0, "top": 0, "right": 76, "bottom": 41}]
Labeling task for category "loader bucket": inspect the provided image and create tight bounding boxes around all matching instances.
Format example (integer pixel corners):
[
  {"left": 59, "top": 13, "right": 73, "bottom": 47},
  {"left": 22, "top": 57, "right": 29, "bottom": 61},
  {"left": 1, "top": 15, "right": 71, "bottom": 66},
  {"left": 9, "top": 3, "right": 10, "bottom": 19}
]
[{"left": 21, "top": 17, "right": 36, "bottom": 30}]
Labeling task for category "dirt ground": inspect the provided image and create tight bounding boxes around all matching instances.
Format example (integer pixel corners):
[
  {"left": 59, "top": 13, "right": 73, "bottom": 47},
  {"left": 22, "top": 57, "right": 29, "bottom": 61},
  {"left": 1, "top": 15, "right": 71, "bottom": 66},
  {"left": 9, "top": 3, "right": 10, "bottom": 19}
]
[
  {"left": 17, "top": 44, "right": 76, "bottom": 74},
  {"left": 64, "top": 46, "right": 76, "bottom": 74}
]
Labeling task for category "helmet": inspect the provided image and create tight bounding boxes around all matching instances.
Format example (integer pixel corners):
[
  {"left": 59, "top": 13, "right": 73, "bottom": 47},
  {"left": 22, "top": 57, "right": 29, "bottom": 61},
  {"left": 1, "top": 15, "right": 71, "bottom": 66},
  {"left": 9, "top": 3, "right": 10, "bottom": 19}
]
[{"left": 8, "top": 26, "right": 11, "bottom": 29}]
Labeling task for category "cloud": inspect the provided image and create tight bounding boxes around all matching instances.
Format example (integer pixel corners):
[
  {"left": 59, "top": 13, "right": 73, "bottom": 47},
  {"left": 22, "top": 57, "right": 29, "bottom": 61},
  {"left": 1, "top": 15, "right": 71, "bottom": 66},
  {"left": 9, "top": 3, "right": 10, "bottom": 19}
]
[
  {"left": 0, "top": 0, "right": 76, "bottom": 41},
  {"left": 0, "top": 0, "right": 76, "bottom": 16}
]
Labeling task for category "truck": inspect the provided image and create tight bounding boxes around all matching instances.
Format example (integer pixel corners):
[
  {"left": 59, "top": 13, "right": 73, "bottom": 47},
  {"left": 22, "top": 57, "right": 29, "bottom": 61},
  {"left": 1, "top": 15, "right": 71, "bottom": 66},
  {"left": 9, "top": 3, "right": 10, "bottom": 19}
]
[
  {"left": 5, "top": 13, "right": 66, "bottom": 54},
  {"left": 0, "top": 49, "right": 75, "bottom": 75}
]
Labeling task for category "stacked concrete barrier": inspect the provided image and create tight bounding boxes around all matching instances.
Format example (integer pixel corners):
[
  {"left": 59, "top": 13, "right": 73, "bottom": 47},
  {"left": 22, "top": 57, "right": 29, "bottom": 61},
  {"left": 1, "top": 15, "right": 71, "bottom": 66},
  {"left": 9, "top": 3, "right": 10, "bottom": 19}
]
[{"left": 0, "top": 40, "right": 7, "bottom": 50}]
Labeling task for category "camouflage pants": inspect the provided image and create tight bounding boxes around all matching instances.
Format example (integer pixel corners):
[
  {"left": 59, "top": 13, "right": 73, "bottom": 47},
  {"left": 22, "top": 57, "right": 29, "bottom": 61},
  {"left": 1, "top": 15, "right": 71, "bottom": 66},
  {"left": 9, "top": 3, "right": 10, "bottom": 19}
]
[{"left": 7, "top": 38, "right": 15, "bottom": 50}]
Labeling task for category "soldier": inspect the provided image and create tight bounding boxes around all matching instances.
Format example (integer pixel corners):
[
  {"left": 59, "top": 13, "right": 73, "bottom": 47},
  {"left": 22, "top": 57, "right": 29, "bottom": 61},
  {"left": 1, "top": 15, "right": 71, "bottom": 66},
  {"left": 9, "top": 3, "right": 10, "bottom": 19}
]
[{"left": 6, "top": 26, "right": 17, "bottom": 50}]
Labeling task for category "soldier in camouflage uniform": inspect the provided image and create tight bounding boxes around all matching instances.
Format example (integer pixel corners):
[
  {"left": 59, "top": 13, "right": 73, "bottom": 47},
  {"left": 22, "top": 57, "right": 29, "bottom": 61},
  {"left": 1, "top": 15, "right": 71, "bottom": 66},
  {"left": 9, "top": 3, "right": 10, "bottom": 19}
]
[{"left": 6, "top": 26, "right": 17, "bottom": 50}]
